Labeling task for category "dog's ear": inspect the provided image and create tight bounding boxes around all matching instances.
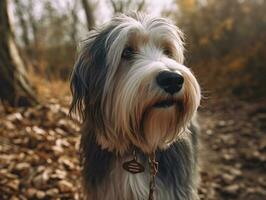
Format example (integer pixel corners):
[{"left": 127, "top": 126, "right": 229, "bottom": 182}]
[
  {"left": 69, "top": 30, "right": 109, "bottom": 121},
  {"left": 175, "top": 27, "right": 185, "bottom": 64},
  {"left": 70, "top": 32, "right": 95, "bottom": 120}
]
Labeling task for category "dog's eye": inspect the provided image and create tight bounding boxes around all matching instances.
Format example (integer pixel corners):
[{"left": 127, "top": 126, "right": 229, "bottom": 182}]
[
  {"left": 163, "top": 48, "right": 173, "bottom": 57},
  {"left": 122, "top": 47, "right": 134, "bottom": 59}
]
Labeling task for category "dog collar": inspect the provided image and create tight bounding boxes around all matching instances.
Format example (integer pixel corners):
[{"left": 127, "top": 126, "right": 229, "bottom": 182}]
[{"left": 122, "top": 148, "right": 158, "bottom": 200}]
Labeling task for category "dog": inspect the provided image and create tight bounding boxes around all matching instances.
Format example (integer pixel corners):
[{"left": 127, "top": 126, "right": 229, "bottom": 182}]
[{"left": 70, "top": 12, "right": 201, "bottom": 200}]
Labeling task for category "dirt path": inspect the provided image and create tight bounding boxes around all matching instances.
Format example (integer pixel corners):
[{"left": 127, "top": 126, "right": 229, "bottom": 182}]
[
  {"left": 0, "top": 97, "right": 265, "bottom": 199},
  {"left": 199, "top": 97, "right": 266, "bottom": 200}
]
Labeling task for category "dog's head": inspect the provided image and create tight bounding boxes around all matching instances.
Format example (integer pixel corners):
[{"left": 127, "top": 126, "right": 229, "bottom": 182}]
[{"left": 70, "top": 13, "right": 201, "bottom": 154}]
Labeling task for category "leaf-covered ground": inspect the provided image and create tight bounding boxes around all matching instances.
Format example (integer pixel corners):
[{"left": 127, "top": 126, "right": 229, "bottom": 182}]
[
  {"left": 0, "top": 95, "right": 265, "bottom": 200},
  {"left": 199, "top": 97, "right": 266, "bottom": 200},
  {"left": 0, "top": 98, "right": 82, "bottom": 200}
]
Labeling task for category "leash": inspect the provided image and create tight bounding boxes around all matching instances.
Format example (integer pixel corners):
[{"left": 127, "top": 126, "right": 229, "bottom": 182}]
[
  {"left": 148, "top": 152, "right": 158, "bottom": 200},
  {"left": 123, "top": 149, "right": 158, "bottom": 200}
]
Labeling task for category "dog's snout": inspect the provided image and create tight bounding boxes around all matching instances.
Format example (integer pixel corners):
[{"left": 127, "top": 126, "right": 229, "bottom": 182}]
[{"left": 156, "top": 71, "right": 184, "bottom": 95}]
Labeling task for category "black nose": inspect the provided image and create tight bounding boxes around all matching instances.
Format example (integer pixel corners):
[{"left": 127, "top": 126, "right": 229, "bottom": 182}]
[{"left": 156, "top": 71, "right": 184, "bottom": 95}]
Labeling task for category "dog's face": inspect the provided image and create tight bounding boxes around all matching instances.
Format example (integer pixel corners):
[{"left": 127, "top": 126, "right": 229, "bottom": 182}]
[{"left": 70, "top": 13, "right": 201, "bottom": 154}]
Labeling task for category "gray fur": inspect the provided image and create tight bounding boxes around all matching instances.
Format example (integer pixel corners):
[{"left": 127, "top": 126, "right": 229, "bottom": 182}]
[{"left": 70, "top": 13, "right": 201, "bottom": 200}]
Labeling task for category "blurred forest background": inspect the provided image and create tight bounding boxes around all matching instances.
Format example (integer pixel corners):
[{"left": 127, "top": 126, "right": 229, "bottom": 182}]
[{"left": 0, "top": 0, "right": 265, "bottom": 200}]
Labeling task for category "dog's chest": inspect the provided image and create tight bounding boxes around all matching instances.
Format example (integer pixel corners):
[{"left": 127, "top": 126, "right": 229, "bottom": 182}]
[
  {"left": 86, "top": 136, "right": 198, "bottom": 200},
  {"left": 107, "top": 159, "right": 172, "bottom": 200}
]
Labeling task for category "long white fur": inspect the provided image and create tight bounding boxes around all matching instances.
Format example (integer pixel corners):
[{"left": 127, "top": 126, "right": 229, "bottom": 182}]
[
  {"left": 97, "top": 13, "right": 200, "bottom": 153},
  {"left": 78, "top": 13, "right": 201, "bottom": 200}
]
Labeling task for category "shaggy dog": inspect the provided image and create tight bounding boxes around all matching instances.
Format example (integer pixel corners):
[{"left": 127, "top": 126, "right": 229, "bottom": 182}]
[{"left": 70, "top": 12, "right": 201, "bottom": 200}]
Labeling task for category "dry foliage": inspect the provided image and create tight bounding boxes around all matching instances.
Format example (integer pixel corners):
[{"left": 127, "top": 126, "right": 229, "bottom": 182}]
[
  {"left": 172, "top": 0, "right": 266, "bottom": 100},
  {"left": 0, "top": 82, "right": 266, "bottom": 199},
  {"left": 0, "top": 97, "right": 82, "bottom": 199},
  {"left": 1, "top": 0, "right": 265, "bottom": 199}
]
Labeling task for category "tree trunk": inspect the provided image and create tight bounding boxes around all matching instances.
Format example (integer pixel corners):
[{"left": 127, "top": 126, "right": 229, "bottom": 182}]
[
  {"left": 0, "top": 0, "right": 38, "bottom": 107},
  {"left": 14, "top": 0, "right": 30, "bottom": 50},
  {"left": 27, "top": 0, "right": 38, "bottom": 63},
  {"left": 81, "top": 0, "right": 95, "bottom": 30},
  {"left": 69, "top": 1, "right": 79, "bottom": 44},
  {"left": 110, "top": 0, "right": 146, "bottom": 13}
]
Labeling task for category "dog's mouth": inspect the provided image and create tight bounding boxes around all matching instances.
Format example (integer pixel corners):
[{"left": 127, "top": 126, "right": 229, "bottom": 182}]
[{"left": 153, "top": 99, "right": 176, "bottom": 108}]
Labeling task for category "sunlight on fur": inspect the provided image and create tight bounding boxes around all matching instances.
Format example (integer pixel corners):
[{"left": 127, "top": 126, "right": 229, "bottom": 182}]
[{"left": 70, "top": 12, "right": 201, "bottom": 200}]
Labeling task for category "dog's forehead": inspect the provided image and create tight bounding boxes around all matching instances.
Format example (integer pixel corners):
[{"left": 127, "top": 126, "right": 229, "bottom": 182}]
[
  {"left": 110, "top": 14, "right": 181, "bottom": 49},
  {"left": 103, "top": 13, "right": 184, "bottom": 67},
  {"left": 110, "top": 14, "right": 180, "bottom": 40}
]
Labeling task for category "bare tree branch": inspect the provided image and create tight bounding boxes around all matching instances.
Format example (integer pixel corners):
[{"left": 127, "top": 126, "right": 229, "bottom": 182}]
[
  {"left": 110, "top": 0, "right": 146, "bottom": 14},
  {"left": 67, "top": 1, "right": 79, "bottom": 44},
  {"left": 81, "top": 0, "right": 95, "bottom": 30},
  {"left": 14, "top": 0, "right": 30, "bottom": 48},
  {"left": 137, "top": 0, "right": 146, "bottom": 12}
]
